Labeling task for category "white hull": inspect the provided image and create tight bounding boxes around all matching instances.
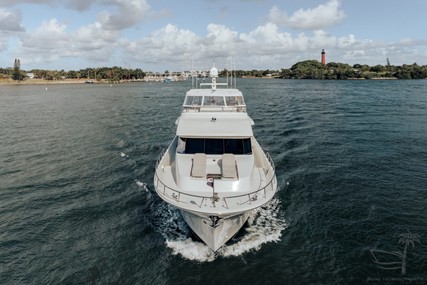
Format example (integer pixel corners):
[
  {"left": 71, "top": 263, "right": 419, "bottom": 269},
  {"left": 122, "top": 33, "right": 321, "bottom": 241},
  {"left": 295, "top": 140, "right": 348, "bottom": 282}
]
[
  {"left": 180, "top": 210, "right": 250, "bottom": 252},
  {"left": 155, "top": 138, "right": 277, "bottom": 251}
]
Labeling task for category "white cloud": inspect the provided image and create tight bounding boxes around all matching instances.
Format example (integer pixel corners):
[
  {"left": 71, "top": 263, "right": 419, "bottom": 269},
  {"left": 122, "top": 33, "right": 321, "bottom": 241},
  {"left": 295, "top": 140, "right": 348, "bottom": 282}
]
[
  {"left": 98, "top": 0, "right": 151, "bottom": 31},
  {"left": 120, "top": 22, "right": 378, "bottom": 70},
  {"left": 22, "top": 19, "right": 67, "bottom": 47},
  {"left": 64, "top": 0, "right": 94, "bottom": 12},
  {"left": 204, "top": 24, "right": 240, "bottom": 57},
  {"left": 240, "top": 23, "right": 293, "bottom": 53},
  {"left": 337, "top": 34, "right": 356, "bottom": 48},
  {"left": 268, "top": 0, "right": 345, "bottom": 30},
  {"left": 124, "top": 24, "right": 202, "bottom": 65},
  {"left": 15, "top": 16, "right": 381, "bottom": 70},
  {"left": 310, "top": 30, "right": 337, "bottom": 48},
  {"left": 0, "top": 0, "right": 152, "bottom": 30},
  {"left": 18, "top": 18, "right": 120, "bottom": 67},
  {"left": 0, "top": 0, "right": 48, "bottom": 5},
  {"left": 0, "top": 0, "right": 92, "bottom": 10},
  {"left": 0, "top": 8, "right": 25, "bottom": 32},
  {"left": 18, "top": 19, "right": 70, "bottom": 64}
]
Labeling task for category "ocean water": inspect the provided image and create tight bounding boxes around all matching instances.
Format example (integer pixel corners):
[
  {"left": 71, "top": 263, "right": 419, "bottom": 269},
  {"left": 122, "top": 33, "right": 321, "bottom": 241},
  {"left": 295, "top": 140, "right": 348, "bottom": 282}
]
[{"left": 1, "top": 79, "right": 426, "bottom": 284}]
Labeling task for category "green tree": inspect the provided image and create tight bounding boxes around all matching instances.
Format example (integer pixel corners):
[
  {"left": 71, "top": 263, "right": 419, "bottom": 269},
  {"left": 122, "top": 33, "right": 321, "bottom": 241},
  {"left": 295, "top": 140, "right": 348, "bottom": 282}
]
[
  {"left": 290, "top": 60, "right": 325, "bottom": 79},
  {"left": 280, "top": 68, "right": 291, "bottom": 79},
  {"left": 370, "top": 65, "right": 385, "bottom": 73},
  {"left": 12, "top": 59, "right": 22, "bottom": 80}
]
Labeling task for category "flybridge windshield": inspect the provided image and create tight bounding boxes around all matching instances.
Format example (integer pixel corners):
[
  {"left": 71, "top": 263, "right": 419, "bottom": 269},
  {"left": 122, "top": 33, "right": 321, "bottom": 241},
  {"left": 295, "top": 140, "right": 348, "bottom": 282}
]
[{"left": 184, "top": 95, "right": 245, "bottom": 107}]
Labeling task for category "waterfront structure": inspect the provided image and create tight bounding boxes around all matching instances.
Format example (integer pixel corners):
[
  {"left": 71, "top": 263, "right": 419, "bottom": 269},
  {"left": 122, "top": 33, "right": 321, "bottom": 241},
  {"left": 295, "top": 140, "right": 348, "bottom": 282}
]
[{"left": 321, "top": 49, "right": 326, "bottom": 65}]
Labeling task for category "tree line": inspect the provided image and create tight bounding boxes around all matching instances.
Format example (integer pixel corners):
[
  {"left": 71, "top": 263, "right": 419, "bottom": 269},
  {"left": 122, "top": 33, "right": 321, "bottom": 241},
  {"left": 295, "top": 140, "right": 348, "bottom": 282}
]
[
  {"left": 232, "top": 60, "right": 427, "bottom": 80},
  {"left": 2, "top": 59, "right": 427, "bottom": 81},
  {"left": 1, "top": 64, "right": 147, "bottom": 83}
]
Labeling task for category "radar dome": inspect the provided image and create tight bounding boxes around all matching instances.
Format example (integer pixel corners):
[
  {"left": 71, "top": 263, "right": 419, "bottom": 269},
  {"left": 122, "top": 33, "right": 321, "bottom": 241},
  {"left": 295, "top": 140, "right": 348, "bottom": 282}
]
[{"left": 210, "top": 67, "right": 218, "bottom": 77}]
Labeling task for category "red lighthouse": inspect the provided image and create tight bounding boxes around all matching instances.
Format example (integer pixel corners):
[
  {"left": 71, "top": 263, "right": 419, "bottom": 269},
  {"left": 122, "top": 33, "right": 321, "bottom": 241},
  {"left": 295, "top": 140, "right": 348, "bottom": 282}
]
[{"left": 321, "top": 49, "right": 326, "bottom": 65}]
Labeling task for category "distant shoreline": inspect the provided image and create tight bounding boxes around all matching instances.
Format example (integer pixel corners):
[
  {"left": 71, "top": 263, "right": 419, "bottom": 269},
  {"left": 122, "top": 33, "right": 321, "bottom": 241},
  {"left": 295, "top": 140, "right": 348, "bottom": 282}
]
[
  {"left": 0, "top": 78, "right": 152, "bottom": 86},
  {"left": 1, "top": 76, "right": 422, "bottom": 86},
  {"left": 0, "top": 78, "right": 89, "bottom": 85}
]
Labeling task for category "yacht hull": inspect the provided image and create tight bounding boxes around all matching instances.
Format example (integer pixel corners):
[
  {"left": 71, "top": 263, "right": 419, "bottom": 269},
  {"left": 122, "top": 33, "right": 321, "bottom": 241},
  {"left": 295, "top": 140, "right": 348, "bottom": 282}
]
[
  {"left": 180, "top": 209, "right": 251, "bottom": 252},
  {"left": 153, "top": 73, "right": 279, "bottom": 252}
]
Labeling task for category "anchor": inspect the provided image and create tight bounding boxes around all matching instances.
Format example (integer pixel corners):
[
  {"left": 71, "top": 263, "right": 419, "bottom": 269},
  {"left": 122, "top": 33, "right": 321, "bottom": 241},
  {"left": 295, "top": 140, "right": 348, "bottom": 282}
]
[{"left": 208, "top": 215, "right": 222, "bottom": 228}]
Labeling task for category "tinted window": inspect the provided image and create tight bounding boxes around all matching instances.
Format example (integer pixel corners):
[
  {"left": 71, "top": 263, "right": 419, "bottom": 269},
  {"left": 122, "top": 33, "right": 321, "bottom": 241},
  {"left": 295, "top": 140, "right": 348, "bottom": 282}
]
[
  {"left": 185, "top": 138, "right": 204, "bottom": 153},
  {"left": 225, "top": 139, "right": 243, "bottom": 154},
  {"left": 243, "top": 138, "right": 252, "bottom": 154},
  {"left": 205, "top": 139, "right": 224, "bottom": 154},
  {"left": 182, "top": 138, "right": 252, "bottom": 155}
]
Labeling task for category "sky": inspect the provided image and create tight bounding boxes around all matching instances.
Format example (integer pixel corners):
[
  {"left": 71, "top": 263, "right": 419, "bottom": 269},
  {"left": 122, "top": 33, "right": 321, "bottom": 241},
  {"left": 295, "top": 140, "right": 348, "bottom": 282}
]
[{"left": 0, "top": 0, "right": 427, "bottom": 72}]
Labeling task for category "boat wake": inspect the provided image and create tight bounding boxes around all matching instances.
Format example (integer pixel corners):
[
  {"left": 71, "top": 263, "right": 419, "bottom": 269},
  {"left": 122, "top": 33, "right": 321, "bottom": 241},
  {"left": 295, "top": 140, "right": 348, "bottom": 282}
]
[
  {"left": 135, "top": 179, "right": 149, "bottom": 192},
  {"left": 152, "top": 197, "right": 287, "bottom": 262}
]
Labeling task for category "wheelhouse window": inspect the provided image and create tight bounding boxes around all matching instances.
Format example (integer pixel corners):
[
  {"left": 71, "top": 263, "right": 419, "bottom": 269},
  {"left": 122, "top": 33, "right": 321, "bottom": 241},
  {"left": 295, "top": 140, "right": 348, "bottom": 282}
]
[
  {"left": 225, "top": 96, "right": 245, "bottom": 106},
  {"left": 183, "top": 95, "right": 246, "bottom": 110},
  {"left": 185, "top": 138, "right": 204, "bottom": 153},
  {"left": 205, "top": 139, "right": 224, "bottom": 154},
  {"left": 225, "top": 139, "right": 243, "bottom": 154},
  {"left": 203, "top": 96, "right": 225, "bottom": 106},
  {"left": 242, "top": 138, "right": 252, "bottom": 154},
  {"left": 182, "top": 138, "right": 252, "bottom": 155},
  {"left": 184, "top": 96, "right": 203, "bottom": 106}
]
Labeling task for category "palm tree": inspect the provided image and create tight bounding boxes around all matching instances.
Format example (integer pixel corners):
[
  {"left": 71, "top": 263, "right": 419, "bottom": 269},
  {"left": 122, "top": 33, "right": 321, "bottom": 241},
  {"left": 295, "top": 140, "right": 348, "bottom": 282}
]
[{"left": 398, "top": 231, "right": 421, "bottom": 275}]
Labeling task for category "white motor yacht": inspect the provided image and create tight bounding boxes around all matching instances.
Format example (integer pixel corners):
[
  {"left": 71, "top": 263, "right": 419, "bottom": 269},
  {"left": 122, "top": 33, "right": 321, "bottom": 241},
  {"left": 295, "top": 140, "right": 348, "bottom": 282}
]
[{"left": 154, "top": 66, "right": 278, "bottom": 251}]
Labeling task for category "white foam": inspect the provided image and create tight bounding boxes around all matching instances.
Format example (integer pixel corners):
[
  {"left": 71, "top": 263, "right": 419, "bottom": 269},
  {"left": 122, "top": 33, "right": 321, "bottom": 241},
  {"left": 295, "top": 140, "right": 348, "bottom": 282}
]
[
  {"left": 221, "top": 197, "right": 286, "bottom": 257},
  {"left": 120, "top": 152, "right": 127, "bottom": 158},
  {"left": 157, "top": 197, "right": 287, "bottom": 262},
  {"left": 135, "top": 180, "right": 149, "bottom": 192},
  {"left": 166, "top": 239, "right": 216, "bottom": 262}
]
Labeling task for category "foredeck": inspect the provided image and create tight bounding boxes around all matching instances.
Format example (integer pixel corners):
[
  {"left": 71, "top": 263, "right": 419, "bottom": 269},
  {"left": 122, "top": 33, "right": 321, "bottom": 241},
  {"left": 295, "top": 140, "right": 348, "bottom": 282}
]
[{"left": 154, "top": 138, "right": 277, "bottom": 215}]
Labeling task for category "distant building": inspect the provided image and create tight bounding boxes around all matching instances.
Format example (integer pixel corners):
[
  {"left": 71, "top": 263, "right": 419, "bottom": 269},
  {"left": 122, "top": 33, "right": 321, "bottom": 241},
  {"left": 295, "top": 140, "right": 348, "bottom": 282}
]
[
  {"left": 321, "top": 49, "right": 326, "bottom": 65},
  {"left": 26, "top": 73, "right": 34, "bottom": 79}
]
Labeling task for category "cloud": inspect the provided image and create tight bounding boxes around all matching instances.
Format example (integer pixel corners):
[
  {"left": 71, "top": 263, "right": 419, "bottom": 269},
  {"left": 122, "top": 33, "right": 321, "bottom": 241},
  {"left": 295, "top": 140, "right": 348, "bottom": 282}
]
[
  {"left": 240, "top": 23, "right": 293, "bottom": 53},
  {"left": 0, "top": 0, "right": 55, "bottom": 6},
  {"left": 268, "top": 0, "right": 345, "bottom": 29},
  {"left": 18, "top": 18, "right": 120, "bottom": 67},
  {"left": 21, "top": 19, "right": 67, "bottom": 47},
  {"left": 97, "top": 0, "right": 151, "bottom": 30},
  {"left": 15, "top": 16, "right": 378, "bottom": 71},
  {"left": 121, "top": 22, "right": 373, "bottom": 70},
  {"left": 64, "top": 0, "right": 94, "bottom": 11},
  {"left": 204, "top": 24, "right": 240, "bottom": 57},
  {"left": 18, "top": 19, "right": 70, "bottom": 64},
  {"left": 0, "top": 0, "right": 152, "bottom": 26},
  {"left": 124, "top": 24, "right": 202, "bottom": 65},
  {"left": 0, "top": 8, "right": 25, "bottom": 32},
  {"left": 0, "top": 0, "right": 90, "bottom": 10}
]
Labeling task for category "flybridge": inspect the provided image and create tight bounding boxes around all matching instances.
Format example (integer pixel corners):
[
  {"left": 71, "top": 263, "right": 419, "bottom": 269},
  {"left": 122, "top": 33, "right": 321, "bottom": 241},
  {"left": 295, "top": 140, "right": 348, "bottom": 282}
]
[
  {"left": 182, "top": 90, "right": 247, "bottom": 113},
  {"left": 185, "top": 66, "right": 245, "bottom": 112}
]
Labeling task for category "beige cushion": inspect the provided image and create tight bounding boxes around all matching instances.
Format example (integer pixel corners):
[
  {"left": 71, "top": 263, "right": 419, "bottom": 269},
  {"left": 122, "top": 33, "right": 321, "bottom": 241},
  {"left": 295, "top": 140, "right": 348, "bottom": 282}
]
[
  {"left": 222, "top": 153, "right": 237, "bottom": 179},
  {"left": 191, "top": 153, "right": 206, "bottom": 178}
]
